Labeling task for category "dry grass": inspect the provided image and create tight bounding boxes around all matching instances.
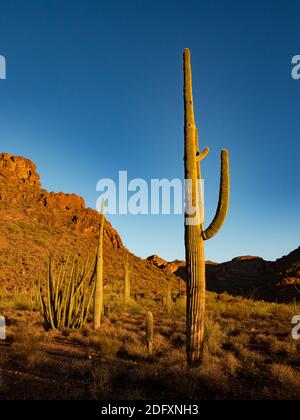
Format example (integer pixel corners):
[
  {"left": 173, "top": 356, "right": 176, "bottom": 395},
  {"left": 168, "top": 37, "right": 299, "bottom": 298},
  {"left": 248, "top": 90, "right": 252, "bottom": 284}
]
[{"left": 0, "top": 289, "right": 299, "bottom": 400}]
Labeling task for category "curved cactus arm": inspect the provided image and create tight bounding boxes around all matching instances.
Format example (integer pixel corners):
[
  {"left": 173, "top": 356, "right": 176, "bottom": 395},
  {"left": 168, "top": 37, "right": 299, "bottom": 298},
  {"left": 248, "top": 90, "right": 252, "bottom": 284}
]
[
  {"left": 196, "top": 147, "right": 210, "bottom": 161},
  {"left": 202, "top": 149, "right": 230, "bottom": 240}
]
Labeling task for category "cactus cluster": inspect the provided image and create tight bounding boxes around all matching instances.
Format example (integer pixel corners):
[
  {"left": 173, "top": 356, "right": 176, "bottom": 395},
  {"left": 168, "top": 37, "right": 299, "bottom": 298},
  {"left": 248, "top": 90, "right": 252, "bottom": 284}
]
[
  {"left": 183, "top": 48, "right": 230, "bottom": 367},
  {"left": 37, "top": 254, "right": 96, "bottom": 330},
  {"left": 38, "top": 200, "right": 106, "bottom": 331}
]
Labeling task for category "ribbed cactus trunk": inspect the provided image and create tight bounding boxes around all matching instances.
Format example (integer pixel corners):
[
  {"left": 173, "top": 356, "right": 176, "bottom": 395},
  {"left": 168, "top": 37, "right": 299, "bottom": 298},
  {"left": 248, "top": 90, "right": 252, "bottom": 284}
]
[
  {"left": 93, "top": 200, "right": 105, "bottom": 330},
  {"left": 183, "top": 49, "right": 230, "bottom": 367}
]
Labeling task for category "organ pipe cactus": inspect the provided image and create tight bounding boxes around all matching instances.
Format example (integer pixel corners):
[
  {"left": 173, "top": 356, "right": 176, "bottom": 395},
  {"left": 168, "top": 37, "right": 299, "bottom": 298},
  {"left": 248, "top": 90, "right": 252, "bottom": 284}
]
[
  {"left": 37, "top": 254, "right": 96, "bottom": 330},
  {"left": 183, "top": 49, "right": 230, "bottom": 367},
  {"left": 93, "top": 200, "right": 105, "bottom": 330}
]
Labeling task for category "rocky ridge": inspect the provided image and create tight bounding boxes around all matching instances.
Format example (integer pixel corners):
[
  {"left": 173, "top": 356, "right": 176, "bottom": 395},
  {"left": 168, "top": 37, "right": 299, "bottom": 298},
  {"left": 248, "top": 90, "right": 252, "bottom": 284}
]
[{"left": 0, "top": 153, "right": 177, "bottom": 295}]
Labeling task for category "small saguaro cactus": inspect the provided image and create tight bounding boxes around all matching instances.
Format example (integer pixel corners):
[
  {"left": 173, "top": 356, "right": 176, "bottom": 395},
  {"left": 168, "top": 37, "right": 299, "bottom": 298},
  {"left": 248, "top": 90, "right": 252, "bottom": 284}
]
[
  {"left": 166, "top": 281, "right": 172, "bottom": 311},
  {"left": 124, "top": 254, "right": 132, "bottom": 305},
  {"left": 146, "top": 311, "right": 154, "bottom": 355},
  {"left": 183, "top": 48, "right": 230, "bottom": 367},
  {"left": 93, "top": 200, "right": 105, "bottom": 330}
]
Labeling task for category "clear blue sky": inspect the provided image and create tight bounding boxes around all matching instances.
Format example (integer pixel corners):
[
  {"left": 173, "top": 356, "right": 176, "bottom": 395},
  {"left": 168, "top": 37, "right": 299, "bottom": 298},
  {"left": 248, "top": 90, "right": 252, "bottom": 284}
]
[{"left": 1, "top": 0, "right": 300, "bottom": 262}]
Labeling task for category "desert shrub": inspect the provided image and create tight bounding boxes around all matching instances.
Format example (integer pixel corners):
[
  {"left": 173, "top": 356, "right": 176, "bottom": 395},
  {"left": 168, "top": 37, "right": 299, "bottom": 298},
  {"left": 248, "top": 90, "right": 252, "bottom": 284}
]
[
  {"left": 270, "top": 364, "right": 300, "bottom": 399},
  {"left": 10, "top": 327, "right": 48, "bottom": 370},
  {"left": 204, "top": 318, "right": 226, "bottom": 355}
]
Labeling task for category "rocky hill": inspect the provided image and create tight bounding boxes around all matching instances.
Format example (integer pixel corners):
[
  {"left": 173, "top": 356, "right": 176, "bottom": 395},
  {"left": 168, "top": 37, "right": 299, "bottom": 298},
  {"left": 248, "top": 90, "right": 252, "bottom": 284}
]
[
  {"left": 147, "top": 249, "right": 300, "bottom": 302},
  {"left": 0, "top": 153, "right": 177, "bottom": 297},
  {"left": 1, "top": 152, "right": 299, "bottom": 303}
]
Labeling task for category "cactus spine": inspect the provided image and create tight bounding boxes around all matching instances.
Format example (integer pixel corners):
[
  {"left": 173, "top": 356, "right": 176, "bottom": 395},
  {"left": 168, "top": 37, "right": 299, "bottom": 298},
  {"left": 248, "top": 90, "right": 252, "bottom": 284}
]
[
  {"left": 124, "top": 254, "right": 131, "bottom": 305},
  {"left": 93, "top": 200, "right": 105, "bottom": 330},
  {"left": 146, "top": 311, "right": 154, "bottom": 355},
  {"left": 183, "top": 49, "right": 230, "bottom": 367}
]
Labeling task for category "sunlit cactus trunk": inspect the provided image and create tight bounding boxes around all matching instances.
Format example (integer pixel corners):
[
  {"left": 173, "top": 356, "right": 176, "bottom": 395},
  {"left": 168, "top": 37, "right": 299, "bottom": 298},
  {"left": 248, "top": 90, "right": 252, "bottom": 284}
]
[
  {"left": 183, "top": 49, "right": 230, "bottom": 367},
  {"left": 124, "top": 254, "right": 131, "bottom": 305},
  {"left": 93, "top": 200, "right": 105, "bottom": 330}
]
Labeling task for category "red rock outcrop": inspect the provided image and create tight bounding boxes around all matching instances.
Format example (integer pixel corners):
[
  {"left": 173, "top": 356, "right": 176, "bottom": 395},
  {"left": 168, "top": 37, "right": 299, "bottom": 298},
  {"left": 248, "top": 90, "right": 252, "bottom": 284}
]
[
  {"left": 0, "top": 153, "right": 123, "bottom": 250},
  {"left": 0, "top": 153, "right": 41, "bottom": 187},
  {"left": 39, "top": 192, "right": 85, "bottom": 210}
]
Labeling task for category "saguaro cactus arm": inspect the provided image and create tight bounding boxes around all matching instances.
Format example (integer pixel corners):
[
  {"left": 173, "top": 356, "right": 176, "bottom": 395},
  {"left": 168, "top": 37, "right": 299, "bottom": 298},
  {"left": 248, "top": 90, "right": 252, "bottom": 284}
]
[
  {"left": 196, "top": 147, "right": 210, "bottom": 162},
  {"left": 202, "top": 149, "right": 230, "bottom": 240}
]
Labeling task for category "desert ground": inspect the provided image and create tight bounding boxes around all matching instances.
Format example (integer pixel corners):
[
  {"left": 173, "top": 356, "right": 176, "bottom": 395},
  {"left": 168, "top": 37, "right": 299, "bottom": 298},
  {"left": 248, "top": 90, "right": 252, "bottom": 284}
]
[
  {"left": 0, "top": 287, "right": 299, "bottom": 400},
  {"left": 0, "top": 153, "right": 300, "bottom": 400}
]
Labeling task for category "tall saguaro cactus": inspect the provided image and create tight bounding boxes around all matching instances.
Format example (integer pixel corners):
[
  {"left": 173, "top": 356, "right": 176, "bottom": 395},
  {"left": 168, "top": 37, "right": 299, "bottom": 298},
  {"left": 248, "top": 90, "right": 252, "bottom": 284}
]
[
  {"left": 124, "top": 254, "right": 131, "bottom": 305},
  {"left": 183, "top": 49, "right": 230, "bottom": 367},
  {"left": 93, "top": 200, "right": 105, "bottom": 330}
]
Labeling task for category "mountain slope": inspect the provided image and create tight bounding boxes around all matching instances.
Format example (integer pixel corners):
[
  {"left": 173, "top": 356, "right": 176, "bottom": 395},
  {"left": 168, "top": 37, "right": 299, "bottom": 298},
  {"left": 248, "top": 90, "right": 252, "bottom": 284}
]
[
  {"left": 1, "top": 152, "right": 299, "bottom": 303},
  {"left": 0, "top": 153, "right": 177, "bottom": 297},
  {"left": 147, "top": 250, "right": 300, "bottom": 303}
]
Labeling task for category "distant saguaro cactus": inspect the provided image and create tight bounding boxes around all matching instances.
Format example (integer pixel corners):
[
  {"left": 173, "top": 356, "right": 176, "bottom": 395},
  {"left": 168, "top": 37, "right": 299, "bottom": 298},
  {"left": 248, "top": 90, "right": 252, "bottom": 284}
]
[
  {"left": 93, "top": 200, "right": 105, "bottom": 330},
  {"left": 183, "top": 49, "right": 230, "bottom": 367},
  {"left": 166, "top": 281, "right": 172, "bottom": 311},
  {"left": 124, "top": 254, "right": 131, "bottom": 305},
  {"left": 146, "top": 311, "right": 154, "bottom": 355}
]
